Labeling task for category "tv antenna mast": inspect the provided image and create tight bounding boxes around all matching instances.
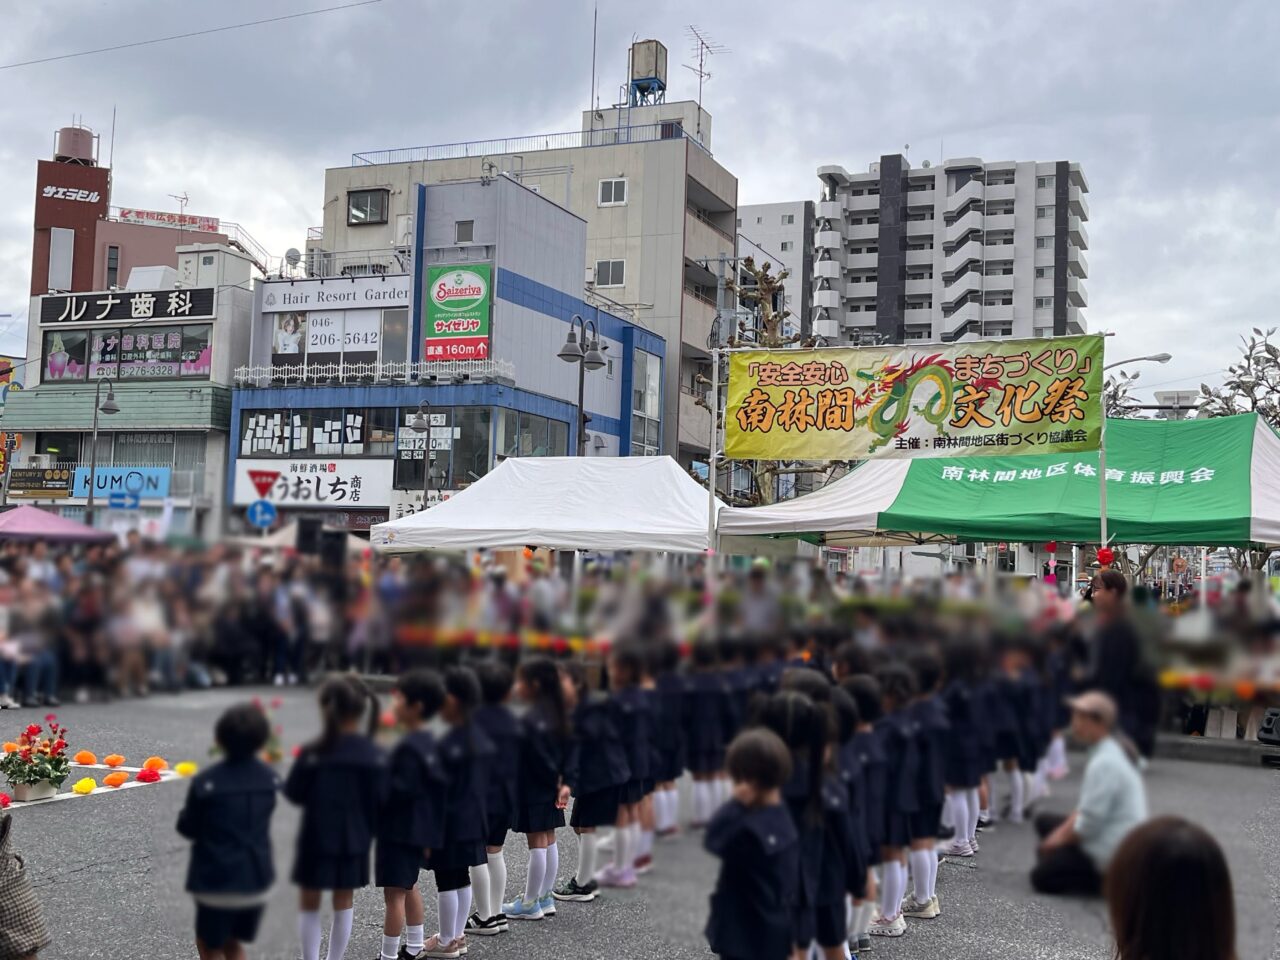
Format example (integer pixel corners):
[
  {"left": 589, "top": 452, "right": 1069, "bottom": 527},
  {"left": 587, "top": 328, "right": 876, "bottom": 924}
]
[
  {"left": 683, "top": 25, "right": 728, "bottom": 131},
  {"left": 169, "top": 191, "right": 190, "bottom": 262}
]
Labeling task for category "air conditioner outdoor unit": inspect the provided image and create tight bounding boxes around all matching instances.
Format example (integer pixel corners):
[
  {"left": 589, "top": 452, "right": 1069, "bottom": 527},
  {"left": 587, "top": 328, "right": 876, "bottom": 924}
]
[
  {"left": 25, "top": 454, "right": 54, "bottom": 469},
  {"left": 585, "top": 266, "right": 595, "bottom": 286}
]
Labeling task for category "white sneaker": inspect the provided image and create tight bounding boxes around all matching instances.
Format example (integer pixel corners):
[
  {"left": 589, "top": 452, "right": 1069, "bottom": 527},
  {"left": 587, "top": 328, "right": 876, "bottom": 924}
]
[
  {"left": 903, "top": 895, "right": 940, "bottom": 919},
  {"left": 0, "top": 694, "right": 17, "bottom": 709},
  {"left": 869, "top": 914, "right": 906, "bottom": 937},
  {"left": 969, "top": 837, "right": 980, "bottom": 853},
  {"left": 941, "top": 838, "right": 973, "bottom": 858},
  {"left": 273, "top": 674, "right": 285, "bottom": 687}
]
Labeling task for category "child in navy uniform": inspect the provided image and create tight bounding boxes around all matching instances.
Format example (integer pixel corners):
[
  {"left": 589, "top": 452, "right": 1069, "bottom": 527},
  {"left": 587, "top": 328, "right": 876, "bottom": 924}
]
[
  {"left": 285, "top": 676, "right": 384, "bottom": 960},
  {"left": 504, "top": 657, "right": 572, "bottom": 920},
  {"left": 465, "top": 660, "right": 520, "bottom": 937},
  {"left": 940, "top": 639, "right": 984, "bottom": 858},
  {"left": 842, "top": 675, "right": 887, "bottom": 954},
  {"left": 427, "top": 667, "right": 496, "bottom": 959},
  {"left": 556, "top": 660, "right": 629, "bottom": 902},
  {"left": 870, "top": 664, "right": 920, "bottom": 939},
  {"left": 177, "top": 703, "right": 279, "bottom": 960},
  {"left": 685, "top": 642, "right": 731, "bottom": 827},
  {"left": 600, "top": 644, "right": 652, "bottom": 888},
  {"left": 903, "top": 652, "right": 948, "bottom": 921},
  {"left": 650, "top": 641, "right": 687, "bottom": 839},
  {"left": 704, "top": 728, "right": 799, "bottom": 960},
  {"left": 375, "top": 670, "right": 448, "bottom": 960}
]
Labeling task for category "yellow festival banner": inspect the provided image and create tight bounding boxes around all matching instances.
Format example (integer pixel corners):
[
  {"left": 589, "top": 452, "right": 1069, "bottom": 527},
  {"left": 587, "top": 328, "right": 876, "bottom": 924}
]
[{"left": 724, "top": 334, "right": 1104, "bottom": 460}]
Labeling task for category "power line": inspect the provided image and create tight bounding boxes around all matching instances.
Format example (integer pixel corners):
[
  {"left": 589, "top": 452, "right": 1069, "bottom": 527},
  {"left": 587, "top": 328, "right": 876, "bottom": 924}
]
[{"left": 0, "top": 0, "right": 384, "bottom": 71}]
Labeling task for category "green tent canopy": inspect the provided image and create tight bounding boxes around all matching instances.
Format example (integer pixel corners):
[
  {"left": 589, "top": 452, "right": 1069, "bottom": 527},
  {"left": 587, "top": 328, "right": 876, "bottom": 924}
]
[{"left": 717, "top": 414, "right": 1280, "bottom": 548}]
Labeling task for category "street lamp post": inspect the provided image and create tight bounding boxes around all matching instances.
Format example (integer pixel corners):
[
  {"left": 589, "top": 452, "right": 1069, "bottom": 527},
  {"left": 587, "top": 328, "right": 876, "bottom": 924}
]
[
  {"left": 409, "top": 400, "right": 445, "bottom": 508},
  {"left": 84, "top": 376, "right": 120, "bottom": 529},
  {"left": 1096, "top": 352, "right": 1172, "bottom": 550},
  {"left": 558, "top": 313, "right": 606, "bottom": 455}
]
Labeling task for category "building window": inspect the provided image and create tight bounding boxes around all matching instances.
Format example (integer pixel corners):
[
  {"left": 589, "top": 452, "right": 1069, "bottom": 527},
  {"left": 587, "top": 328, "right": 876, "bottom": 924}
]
[
  {"left": 1036, "top": 205, "right": 1053, "bottom": 219},
  {"left": 381, "top": 308, "right": 409, "bottom": 366},
  {"left": 735, "top": 218, "right": 741, "bottom": 227},
  {"left": 755, "top": 216, "right": 762, "bottom": 224},
  {"left": 1036, "top": 267, "right": 1051, "bottom": 279},
  {"left": 1035, "top": 297, "right": 1054, "bottom": 309},
  {"left": 106, "top": 245, "right": 120, "bottom": 288},
  {"left": 780, "top": 241, "right": 793, "bottom": 252},
  {"left": 455, "top": 220, "right": 474, "bottom": 244},
  {"left": 594, "top": 259, "right": 625, "bottom": 287},
  {"left": 1037, "top": 175, "right": 1055, "bottom": 189},
  {"left": 347, "top": 189, "right": 389, "bottom": 226},
  {"left": 781, "top": 213, "right": 795, "bottom": 225},
  {"left": 1036, "top": 237, "right": 1052, "bottom": 249},
  {"left": 631, "top": 349, "right": 661, "bottom": 456},
  {"left": 598, "top": 178, "right": 627, "bottom": 206}
]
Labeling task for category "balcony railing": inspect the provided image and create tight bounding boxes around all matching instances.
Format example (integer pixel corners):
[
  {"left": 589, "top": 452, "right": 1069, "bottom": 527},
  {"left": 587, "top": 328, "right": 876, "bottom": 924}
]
[
  {"left": 350, "top": 121, "right": 709, "bottom": 166},
  {"left": 269, "top": 247, "right": 413, "bottom": 280},
  {"left": 233, "top": 358, "right": 516, "bottom": 389}
]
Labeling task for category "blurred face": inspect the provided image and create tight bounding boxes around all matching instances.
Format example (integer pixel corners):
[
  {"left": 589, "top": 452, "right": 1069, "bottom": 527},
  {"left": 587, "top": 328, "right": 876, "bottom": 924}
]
[
  {"left": 1070, "top": 708, "right": 1107, "bottom": 745},
  {"left": 559, "top": 670, "right": 579, "bottom": 708},
  {"left": 513, "top": 673, "right": 531, "bottom": 703},
  {"left": 1091, "top": 577, "right": 1121, "bottom": 615}
]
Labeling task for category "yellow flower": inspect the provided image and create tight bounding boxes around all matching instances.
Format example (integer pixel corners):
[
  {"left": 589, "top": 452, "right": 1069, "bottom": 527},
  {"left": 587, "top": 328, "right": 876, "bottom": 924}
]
[
  {"left": 175, "top": 761, "right": 199, "bottom": 778},
  {"left": 72, "top": 777, "right": 96, "bottom": 795}
]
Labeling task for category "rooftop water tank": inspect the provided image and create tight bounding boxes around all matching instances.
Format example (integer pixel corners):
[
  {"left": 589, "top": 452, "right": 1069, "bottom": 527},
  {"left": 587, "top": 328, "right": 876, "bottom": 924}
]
[{"left": 54, "top": 126, "right": 96, "bottom": 165}]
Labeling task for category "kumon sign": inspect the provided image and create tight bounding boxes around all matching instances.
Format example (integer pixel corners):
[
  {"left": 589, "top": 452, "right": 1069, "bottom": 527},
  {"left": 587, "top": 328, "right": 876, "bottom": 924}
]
[
  {"left": 423, "top": 264, "right": 491, "bottom": 361},
  {"left": 724, "top": 334, "right": 1104, "bottom": 461}
]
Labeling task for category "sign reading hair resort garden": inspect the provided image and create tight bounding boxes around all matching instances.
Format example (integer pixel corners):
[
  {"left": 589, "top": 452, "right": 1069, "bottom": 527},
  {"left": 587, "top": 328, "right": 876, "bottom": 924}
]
[
  {"left": 724, "top": 334, "right": 1103, "bottom": 461},
  {"left": 423, "top": 264, "right": 491, "bottom": 361}
]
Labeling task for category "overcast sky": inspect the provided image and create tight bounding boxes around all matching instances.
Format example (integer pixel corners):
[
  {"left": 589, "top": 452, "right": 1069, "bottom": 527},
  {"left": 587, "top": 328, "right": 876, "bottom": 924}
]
[{"left": 3, "top": 0, "right": 1278, "bottom": 400}]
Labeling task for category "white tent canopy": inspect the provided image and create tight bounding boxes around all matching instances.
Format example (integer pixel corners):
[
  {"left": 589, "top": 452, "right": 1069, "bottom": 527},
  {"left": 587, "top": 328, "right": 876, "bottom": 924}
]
[
  {"left": 225, "top": 521, "right": 369, "bottom": 555},
  {"left": 371, "top": 456, "right": 724, "bottom": 554}
]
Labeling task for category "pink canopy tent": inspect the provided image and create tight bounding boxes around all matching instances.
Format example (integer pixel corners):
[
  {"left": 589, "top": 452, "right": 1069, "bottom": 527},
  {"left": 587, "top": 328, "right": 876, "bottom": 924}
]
[{"left": 0, "top": 505, "right": 115, "bottom": 543}]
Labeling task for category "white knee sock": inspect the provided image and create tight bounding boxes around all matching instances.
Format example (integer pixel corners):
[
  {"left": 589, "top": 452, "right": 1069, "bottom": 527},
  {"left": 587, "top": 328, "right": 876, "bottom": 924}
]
[
  {"left": 437, "top": 891, "right": 458, "bottom": 943},
  {"left": 927, "top": 849, "right": 940, "bottom": 900},
  {"left": 879, "top": 860, "right": 902, "bottom": 919},
  {"left": 543, "top": 841, "right": 559, "bottom": 896},
  {"left": 1007, "top": 768, "right": 1025, "bottom": 822},
  {"left": 908, "top": 849, "right": 932, "bottom": 901},
  {"left": 940, "top": 797, "right": 954, "bottom": 829},
  {"left": 949, "top": 791, "right": 969, "bottom": 842},
  {"left": 405, "top": 924, "right": 424, "bottom": 953},
  {"left": 524, "top": 848, "right": 547, "bottom": 901},
  {"left": 325, "top": 907, "right": 353, "bottom": 960},
  {"left": 488, "top": 851, "right": 507, "bottom": 912},
  {"left": 1032, "top": 760, "right": 1048, "bottom": 800},
  {"left": 453, "top": 887, "right": 471, "bottom": 941},
  {"left": 637, "top": 828, "right": 653, "bottom": 860},
  {"left": 381, "top": 933, "right": 401, "bottom": 960},
  {"left": 693, "top": 781, "right": 710, "bottom": 823},
  {"left": 469, "top": 862, "right": 491, "bottom": 920},
  {"left": 854, "top": 900, "right": 874, "bottom": 936},
  {"left": 613, "top": 823, "right": 633, "bottom": 870},
  {"left": 299, "top": 910, "right": 322, "bottom": 960},
  {"left": 576, "top": 832, "right": 598, "bottom": 885},
  {"left": 668, "top": 787, "right": 682, "bottom": 827},
  {"left": 966, "top": 788, "right": 981, "bottom": 842}
]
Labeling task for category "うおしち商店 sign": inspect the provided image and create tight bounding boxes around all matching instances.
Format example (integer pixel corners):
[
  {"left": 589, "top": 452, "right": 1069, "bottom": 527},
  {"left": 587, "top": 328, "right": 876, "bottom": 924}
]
[
  {"left": 723, "top": 334, "right": 1104, "bottom": 461},
  {"left": 423, "top": 264, "right": 491, "bottom": 361}
]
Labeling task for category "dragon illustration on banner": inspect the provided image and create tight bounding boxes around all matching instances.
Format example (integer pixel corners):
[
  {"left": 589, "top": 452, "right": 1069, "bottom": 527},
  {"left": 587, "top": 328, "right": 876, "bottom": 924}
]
[{"left": 853, "top": 354, "right": 955, "bottom": 451}]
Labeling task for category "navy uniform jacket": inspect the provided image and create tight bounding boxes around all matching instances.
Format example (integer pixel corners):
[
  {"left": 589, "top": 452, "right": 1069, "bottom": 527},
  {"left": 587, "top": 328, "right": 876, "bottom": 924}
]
[
  {"left": 836, "top": 739, "right": 871, "bottom": 870},
  {"left": 176, "top": 757, "right": 279, "bottom": 895},
  {"left": 874, "top": 711, "right": 921, "bottom": 817},
  {"left": 704, "top": 799, "right": 799, "bottom": 960},
  {"left": 515, "top": 704, "right": 567, "bottom": 806},
  {"left": 850, "top": 729, "right": 886, "bottom": 852},
  {"left": 684, "top": 671, "right": 731, "bottom": 762},
  {"left": 379, "top": 729, "right": 449, "bottom": 851},
  {"left": 438, "top": 720, "right": 497, "bottom": 846},
  {"left": 653, "top": 672, "right": 689, "bottom": 774},
  {"left": 284, "top": 733, "right": 386, "bottom": 858},
  {"left": 473, "top": 703, "right": 519, "bottom": 822},
  {"left": 816, "top": 774, "right": 860, "bottom": 906},
  {"left": 1046, "top": 647, "right": 1073, "bottom": 731},
  {"left": 781, "top": 761, "right": 824, "bottom": 909},
  {"left": 757, "top": 659, "right": 786, "bottom": 697},
  {"left": 610, "top": 686, "right": 652, "bottom": 783},
  {"left": 564, "top": 693, "right": 630, "bottom": 795},
  {"left": 941, "top": 680, "right": 984, "bottom": 788},
  {"left": 724, "top": 666, "right": 757, "bottom": 736},
  {"left": 907, "top": 695, "right": 949, "bottom": 808}
]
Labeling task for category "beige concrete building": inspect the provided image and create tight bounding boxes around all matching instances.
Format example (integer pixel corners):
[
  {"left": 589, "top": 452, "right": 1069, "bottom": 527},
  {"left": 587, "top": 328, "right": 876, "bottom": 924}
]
[{"left": 308, "top": 41, "right": 737, "bottom": 468}]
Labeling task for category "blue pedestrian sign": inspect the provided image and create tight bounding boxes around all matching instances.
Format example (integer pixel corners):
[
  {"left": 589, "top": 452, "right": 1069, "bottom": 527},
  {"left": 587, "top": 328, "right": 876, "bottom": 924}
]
[
  {"left": 246, "top": 499, "right": 277, "bottom": 529},
  {"left": 107, "top": 491, "right": 140, "bottom": 510}
]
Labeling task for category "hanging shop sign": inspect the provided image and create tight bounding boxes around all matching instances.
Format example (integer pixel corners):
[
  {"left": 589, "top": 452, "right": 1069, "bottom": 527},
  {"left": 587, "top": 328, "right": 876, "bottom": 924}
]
[
  {"left": 8, "top": 467, "right": 72, "bottom": 498},
  {"left": 724, "top": 334, "right": 1103, "bottom": 461},
  {"left": 423, "top": 264, "right": 491, "bottom": 361}
]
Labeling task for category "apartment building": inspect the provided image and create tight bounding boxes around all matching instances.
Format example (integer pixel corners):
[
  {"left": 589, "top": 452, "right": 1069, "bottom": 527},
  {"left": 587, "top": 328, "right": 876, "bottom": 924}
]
[
  {"left": 736, "top": 200, "right": 815, "bottom": 340},
  {"left": 307, "top": 40, "right": 736, "bottom": 472},
  {"left": 813, "top": 155, "right": 1088, "bottom": 344}
]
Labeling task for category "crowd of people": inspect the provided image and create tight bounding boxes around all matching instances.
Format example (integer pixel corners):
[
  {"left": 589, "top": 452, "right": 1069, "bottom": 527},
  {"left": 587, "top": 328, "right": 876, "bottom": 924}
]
[{"left": 161, "top": 574, "right": 1237, "bottom": 960}]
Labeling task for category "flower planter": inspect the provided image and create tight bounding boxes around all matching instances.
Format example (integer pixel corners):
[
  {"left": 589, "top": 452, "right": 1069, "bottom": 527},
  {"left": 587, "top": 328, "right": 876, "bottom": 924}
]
[{"left": 11, "top": 780, "right": 58, "bottom": 803}]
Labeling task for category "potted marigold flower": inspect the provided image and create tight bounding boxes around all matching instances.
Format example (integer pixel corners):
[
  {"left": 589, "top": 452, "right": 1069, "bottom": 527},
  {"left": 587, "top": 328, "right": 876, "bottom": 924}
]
[{"left": 0, "top": 718, "right": 72, "bottom": 802}]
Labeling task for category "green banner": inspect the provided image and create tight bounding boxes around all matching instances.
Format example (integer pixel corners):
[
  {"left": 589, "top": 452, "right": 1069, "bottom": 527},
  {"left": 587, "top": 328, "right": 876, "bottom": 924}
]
[
  {"left": 424, "top": 263, "right": 492, "bottom": 362},
  {"left": 724, "top": 334, "right": 1103, "bottom": 460}
]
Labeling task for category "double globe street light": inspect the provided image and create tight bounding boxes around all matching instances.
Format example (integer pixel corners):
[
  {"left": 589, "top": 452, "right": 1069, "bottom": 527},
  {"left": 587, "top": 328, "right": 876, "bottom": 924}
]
[
  {"left": 84, "top": 376, "right": 120, "bottom": 528},
  {"left": 558, "top": 313, "right": 606, "bottom": 456},
  {"left": 409, "top": 399, "right": 446, "bottom": 508}
]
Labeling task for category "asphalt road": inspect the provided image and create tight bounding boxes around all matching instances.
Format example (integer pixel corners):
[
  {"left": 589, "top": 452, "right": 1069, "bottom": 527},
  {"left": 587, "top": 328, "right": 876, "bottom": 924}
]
[{"left": 5, "top": 687, "right": 1277, "bottom": 960}]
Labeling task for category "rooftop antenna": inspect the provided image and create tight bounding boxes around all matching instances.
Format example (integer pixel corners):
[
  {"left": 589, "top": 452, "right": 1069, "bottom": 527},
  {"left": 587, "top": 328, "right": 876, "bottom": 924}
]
[
  {"left": 169, "top": 191, "right": 190, "bottom": 264},
  {"left": 683, "top": 25, "right": 728, "bottom": 140},
  {"left": 589, "top": 4, "right": 598, "bottom": 116}
]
